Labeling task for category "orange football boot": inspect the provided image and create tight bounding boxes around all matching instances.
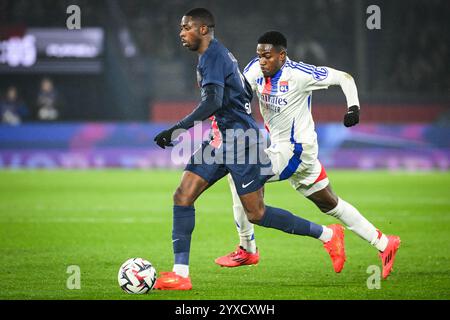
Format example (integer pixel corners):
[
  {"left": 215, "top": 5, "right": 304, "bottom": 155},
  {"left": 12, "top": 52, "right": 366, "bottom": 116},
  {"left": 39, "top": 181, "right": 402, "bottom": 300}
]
[
  {"left": 215, "top": 246, "right": 259, "bottom": 267},
  {"left": 153, "top": 272, "right": 192, "bottom": 290},
  {"left": 379, "top": 235, "right": 401, "bottom": 279},
  {"left": 323, "top": 224, "right": 346, "bottom": 273}
]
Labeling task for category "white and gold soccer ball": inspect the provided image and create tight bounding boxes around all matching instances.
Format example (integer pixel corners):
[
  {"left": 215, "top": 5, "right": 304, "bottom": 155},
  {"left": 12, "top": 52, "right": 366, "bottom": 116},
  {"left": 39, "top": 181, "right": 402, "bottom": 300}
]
[{"left": 118, "top": 258, "right": 157, "bottom": 294}]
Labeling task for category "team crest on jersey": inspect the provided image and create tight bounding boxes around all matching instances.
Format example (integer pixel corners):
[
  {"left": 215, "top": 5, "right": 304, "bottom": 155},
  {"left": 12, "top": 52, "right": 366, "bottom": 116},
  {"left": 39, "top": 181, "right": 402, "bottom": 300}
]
[{"left": 279, "top": 81, "right": 289, "bottom": 93}]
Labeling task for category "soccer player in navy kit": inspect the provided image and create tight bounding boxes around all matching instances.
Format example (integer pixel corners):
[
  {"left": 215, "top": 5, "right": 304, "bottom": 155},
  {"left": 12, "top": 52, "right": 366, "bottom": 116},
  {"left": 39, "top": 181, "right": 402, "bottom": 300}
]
[{"left": 153, "top": 8, "right": 345, "bottom": 290}]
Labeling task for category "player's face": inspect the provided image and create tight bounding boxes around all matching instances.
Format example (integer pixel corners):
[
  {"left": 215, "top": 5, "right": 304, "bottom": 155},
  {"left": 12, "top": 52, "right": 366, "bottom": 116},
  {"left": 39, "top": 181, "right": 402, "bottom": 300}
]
[
  {"left": 257, "top": 44, "right": 286, "bottom": 77},
  {"left": 179, "top": 16, "right": 202, "bottom": 51}
]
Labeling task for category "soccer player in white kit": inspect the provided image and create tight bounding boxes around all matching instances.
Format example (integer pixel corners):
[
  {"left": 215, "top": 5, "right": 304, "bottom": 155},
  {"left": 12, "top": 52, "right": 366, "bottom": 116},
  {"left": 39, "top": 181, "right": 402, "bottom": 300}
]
[{"left": 215, "top": 31, "right": 401, "bottom": 279}]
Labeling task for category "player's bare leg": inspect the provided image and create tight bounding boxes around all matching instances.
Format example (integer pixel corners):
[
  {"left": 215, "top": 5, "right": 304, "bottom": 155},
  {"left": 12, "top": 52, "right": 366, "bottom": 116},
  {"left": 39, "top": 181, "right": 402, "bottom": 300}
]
[
  {"left": 154, "top": 171, "right": 210, "bottom": 290},
  {"left": 306, "top": 184, "right": 338, "bottom": 212},
  {"left": 306, "top": 184, "right": 401, "bottom": 279},
  {"left": 214, "top": 175, "right": 260, "bottom": 267},
  {"left": 232, "top": 187, "right": 346, "bottom": 273},
  {"left": 173, "top": 170, "right": 210, "bottom": 206}
]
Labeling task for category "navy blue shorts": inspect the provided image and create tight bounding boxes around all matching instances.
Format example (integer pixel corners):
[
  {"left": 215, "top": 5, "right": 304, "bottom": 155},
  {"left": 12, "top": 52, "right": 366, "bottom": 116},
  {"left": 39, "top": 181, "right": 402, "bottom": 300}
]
[{"left": 185, "top": 141, "right": 273, "bottom": 195}]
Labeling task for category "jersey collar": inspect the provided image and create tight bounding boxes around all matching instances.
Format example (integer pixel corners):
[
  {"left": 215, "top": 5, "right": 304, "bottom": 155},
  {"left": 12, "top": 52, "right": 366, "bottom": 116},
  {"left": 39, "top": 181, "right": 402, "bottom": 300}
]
[
  {"left": 264, "top": 57, "right": 291, "bottom": 80},
  {"left": 199, "top": 38, "right": 218, "bottom": 61},
  {"left": 278, "top": 57, "right": 292, "bottom": 80}
]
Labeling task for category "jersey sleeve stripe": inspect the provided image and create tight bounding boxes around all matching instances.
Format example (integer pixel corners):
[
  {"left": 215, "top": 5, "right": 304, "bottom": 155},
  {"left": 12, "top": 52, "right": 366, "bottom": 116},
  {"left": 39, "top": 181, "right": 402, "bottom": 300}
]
[
  {"left": 286, "top": 62, "right": 328, "bottom": 76},
  {"left": 289, "top": 60, "right": 328, "bottom": 74},
  {"left": 298, "top": 61, "right": 328, "bottom": 76},
  {"left": 243, "top": 57, "right": 259, "bottom": 73},
  {"left": 286, "top": 62, "right": 313, "bottom": 74}
]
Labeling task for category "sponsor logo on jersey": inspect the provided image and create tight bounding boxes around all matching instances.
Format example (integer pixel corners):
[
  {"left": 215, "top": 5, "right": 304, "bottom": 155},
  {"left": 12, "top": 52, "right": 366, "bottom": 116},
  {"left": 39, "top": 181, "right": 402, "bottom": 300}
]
[
  {"left": 260, "top": 94, "right": 287, "bottom": 113},
  {"left": 260, "top": 94, "right": 288, "bottom": 106}
]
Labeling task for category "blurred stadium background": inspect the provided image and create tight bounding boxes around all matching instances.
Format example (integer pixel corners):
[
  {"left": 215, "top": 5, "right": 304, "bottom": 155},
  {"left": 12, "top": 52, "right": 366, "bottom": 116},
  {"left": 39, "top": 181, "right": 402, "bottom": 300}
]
[{"left": 0, "top": 0, "right": 449, "bottom": 169}]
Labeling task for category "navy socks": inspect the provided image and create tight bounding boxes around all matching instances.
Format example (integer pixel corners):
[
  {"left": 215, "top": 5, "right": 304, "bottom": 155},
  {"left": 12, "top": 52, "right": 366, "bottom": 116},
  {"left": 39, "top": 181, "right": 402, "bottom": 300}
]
[
  {"left": 259, "top": 205, "right": 323, "bottom": 238},
  {"left": 172, "top": 205, "right": 195, "bottom": 265},
  {"left": 172, "top": 204, "right": 323, "bottom": 267}
]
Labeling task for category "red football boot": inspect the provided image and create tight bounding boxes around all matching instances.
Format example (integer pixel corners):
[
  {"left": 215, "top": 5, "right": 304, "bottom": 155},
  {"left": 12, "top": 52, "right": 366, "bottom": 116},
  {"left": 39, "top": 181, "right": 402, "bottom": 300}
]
[
  {"left": 215, "top": 246, "right": 259, "bottom": 267},
  {"left": 323, "top": 224, "right": 346, "bottom": 273},
  {"left": 153, "top": 272, "right": 192, "bottom": 290},
  {"left": 379, "top": 235, "right": 401, "bottom": 279}
]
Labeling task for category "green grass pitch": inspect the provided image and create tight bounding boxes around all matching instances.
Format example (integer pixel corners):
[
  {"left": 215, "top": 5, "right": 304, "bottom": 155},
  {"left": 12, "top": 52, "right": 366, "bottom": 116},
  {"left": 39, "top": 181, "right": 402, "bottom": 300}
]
[{"left": 0, "top": 170, "right": 449, "bottom": 300}]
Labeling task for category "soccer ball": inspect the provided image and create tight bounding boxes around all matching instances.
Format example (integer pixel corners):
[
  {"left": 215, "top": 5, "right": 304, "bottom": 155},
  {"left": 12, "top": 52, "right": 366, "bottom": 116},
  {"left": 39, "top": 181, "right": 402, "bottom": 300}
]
[{"left": 118, "top": 258, "right": 157, "bottom": 294}]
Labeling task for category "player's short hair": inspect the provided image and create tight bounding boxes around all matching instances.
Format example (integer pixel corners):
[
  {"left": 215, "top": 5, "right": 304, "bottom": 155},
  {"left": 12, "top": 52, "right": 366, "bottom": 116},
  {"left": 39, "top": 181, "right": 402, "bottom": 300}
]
[
  {"left": 184, "top": 8, "right": 215, "bottom": 28},
  {"left": 258, "top": 31, "right": 287, "bottom": 51}
]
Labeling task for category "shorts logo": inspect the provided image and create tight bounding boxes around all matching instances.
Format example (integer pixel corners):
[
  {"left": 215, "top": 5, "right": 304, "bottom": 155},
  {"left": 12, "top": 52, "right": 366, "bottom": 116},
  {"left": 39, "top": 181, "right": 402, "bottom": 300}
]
[
  {"left": 279, "top": 81, "right": 289, "bottom": 93},
  {"left": 242, "top": 180, "right": 254, "bottom": 188}
]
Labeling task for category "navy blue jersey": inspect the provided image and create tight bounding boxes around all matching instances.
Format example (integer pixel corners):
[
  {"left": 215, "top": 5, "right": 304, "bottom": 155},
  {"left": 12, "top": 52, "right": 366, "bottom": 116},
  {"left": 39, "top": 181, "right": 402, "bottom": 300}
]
[
  {"left": 197, "top": 39, "right": 258, "bottom": 137},
  {"left": 184, "top": 39, "right": 274, "bottom": 192}
]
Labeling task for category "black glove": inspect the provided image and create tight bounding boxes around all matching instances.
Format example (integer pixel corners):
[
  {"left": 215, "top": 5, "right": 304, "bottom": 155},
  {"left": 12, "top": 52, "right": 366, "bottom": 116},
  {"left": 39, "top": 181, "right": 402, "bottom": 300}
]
[
  {"left": 343, "top": 105, "right": 360, "bottom": 127},
  {"left": 154, "top": 127, "right": 177, "bottom": 149}
]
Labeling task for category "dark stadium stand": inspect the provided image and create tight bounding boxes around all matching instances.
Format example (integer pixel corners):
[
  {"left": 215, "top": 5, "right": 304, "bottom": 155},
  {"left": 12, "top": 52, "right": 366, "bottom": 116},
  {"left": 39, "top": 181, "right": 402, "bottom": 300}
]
[{"left": 0, "top": 0, "right": 448, "bottom": 122}]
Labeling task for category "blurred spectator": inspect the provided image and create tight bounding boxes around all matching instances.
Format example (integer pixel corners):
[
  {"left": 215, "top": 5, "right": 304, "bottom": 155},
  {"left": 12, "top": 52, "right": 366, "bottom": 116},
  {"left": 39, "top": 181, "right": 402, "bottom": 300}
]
[
  {"left": 1, "top": 0, "right": 448, "bottom": 109},
  {"left": 36, "top": 77, "right": 62, "bottom": 121},
  {"left": 0, "top": 86, "right": 29, "bottom": 125}
]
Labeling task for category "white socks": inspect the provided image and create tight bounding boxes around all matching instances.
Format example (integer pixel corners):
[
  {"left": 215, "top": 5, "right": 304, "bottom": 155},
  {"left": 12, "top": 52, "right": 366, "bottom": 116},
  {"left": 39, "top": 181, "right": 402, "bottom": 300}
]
[
  {"left": 228, "top": 175, "right": 257, "bottom": 254},
  {"left": 372, "top": 232, "right": 389, "bottom": 252},
  {"left": 173, "top": 264, "right": 189, "bottom": 278},
  {"left": 240, "top": 234, "right": 257, "bottom": 254},
  {"left": 228, "top": 173, "right": 390, "bottom": 253},
  {"left": 234, "top": 204, "right": 257, "bottom": 253},
  {"left": 318, "top": 225, "right": 333, "bottom": 243},
  {"left": 326, "top": 197, "right": 388, "bottom": 252}
]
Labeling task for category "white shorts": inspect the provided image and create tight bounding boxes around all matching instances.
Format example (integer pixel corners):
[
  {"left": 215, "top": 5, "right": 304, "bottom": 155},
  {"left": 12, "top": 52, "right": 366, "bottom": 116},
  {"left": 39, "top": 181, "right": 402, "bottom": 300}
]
[{"left": 265, "top": 142, "right": 329, "bottom": 197}]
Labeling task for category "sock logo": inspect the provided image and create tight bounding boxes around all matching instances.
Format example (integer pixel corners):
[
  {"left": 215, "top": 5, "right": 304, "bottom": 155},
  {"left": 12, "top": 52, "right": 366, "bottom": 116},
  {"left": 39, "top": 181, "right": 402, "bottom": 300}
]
[{"left": 376, "top": 229, "right": 382, "bottom": 240}]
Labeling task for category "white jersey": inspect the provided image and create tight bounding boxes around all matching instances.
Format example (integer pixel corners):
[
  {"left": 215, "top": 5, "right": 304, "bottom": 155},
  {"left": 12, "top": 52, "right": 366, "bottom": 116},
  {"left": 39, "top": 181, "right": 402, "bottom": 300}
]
[
  {"left": 243, "top": 56, "right": 359, "bottom": 147},
  {"left": 243, "top": 56, "right": 360, "bottom": 182}
]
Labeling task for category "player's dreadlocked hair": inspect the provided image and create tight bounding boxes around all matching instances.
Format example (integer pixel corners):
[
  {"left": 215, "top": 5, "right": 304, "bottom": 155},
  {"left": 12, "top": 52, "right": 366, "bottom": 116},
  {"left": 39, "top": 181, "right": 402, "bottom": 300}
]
[
  {"left": 184, "top": 8, "right": 215, "bottom": 29},
  {"left": 258, "top": 31, "right": 287, "bottom": 51}
]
